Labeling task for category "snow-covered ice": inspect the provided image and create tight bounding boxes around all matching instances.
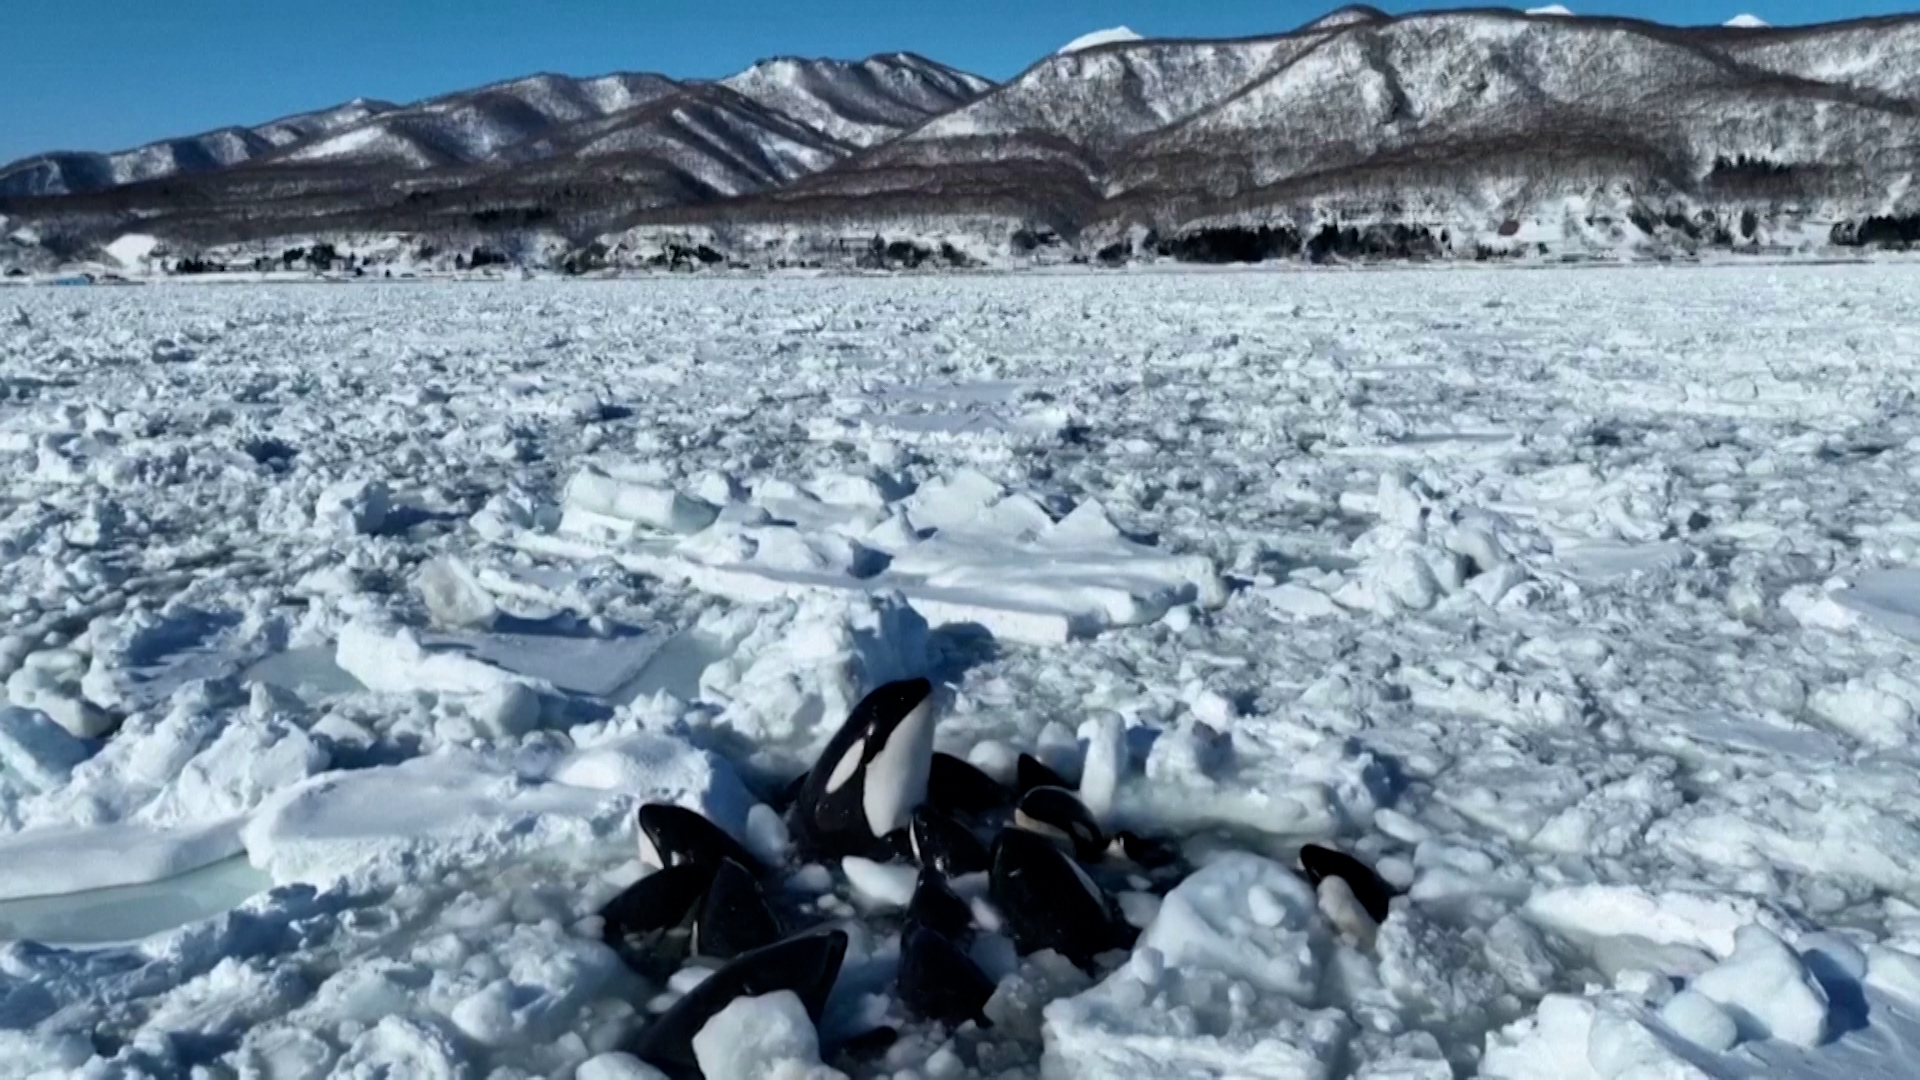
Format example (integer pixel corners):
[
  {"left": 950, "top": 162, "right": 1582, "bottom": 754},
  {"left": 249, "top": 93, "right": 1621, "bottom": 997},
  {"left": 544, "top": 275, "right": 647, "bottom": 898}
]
[
  {"left": 692, "top": 990, "right": 840, "bottom": 1080},
  {"left": 4, "top": 264, "right": 1920, "bottom": 1077}
]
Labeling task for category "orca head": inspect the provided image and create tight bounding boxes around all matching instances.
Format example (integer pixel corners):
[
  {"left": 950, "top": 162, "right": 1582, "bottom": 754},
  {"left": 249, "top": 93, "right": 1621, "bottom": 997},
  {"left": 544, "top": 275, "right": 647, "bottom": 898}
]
[
  {"left": 898, "top": 925, "right": 996, "bottom": 1027},
  {"left": 793, "top": 678, "right": 937, "bottom": 856},
  {"left": 927, "top": 752, "right": 1011, "bottom": 817},
  {"left": 905, "top": 868, "right": 975, "bottom": 941},
  {"left": 1109, "top": 829, "right": 1180, "bottom": 870},
  {"left": 988, "top": 828, "right": 1119, "bottom": 966},
  {"left": 1298, "top": 843, "right": 1394, "bottom": 924},
  {"left": 637, "top": 804, "right": 761, "bottom": 875},
  {"left": 909, "top": 805, "right": 991, "bottom": 877},
  {"left": 1014, "top": 786, "right": 1106, "bottom": 861},
  {"left": 692, "top": 858, "right": 781, "bottom": 961},
  {"left": 630, "top": 930, "right": 850, "bottom": 1077},
  {"left": 1015, "top": 753, "right": 1073, "bottom": 796},
  {"left": 597, "top": 861, "right": 717, "bottom": 980}
]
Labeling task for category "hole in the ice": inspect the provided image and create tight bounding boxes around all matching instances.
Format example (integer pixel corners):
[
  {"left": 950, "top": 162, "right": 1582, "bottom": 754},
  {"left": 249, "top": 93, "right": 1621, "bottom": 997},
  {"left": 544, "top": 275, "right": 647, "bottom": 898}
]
[
  {"left": 1125, "top": 725, "right": 1161, "bottom": 763},
  {"left": 241, "top": 437, "right": 297, "bottom": 465},
  {"left": 243, "top": 646, "right": 366, "bottom": 703},
  {"left": 0, "top": 857, "right": 270, "bottom": 948},
  {"left": 1804, "top": 949, "right": 1871, "bottom": 1037},
  {"left": 374, "top": 505, "right": 466, "bottom": 536}
]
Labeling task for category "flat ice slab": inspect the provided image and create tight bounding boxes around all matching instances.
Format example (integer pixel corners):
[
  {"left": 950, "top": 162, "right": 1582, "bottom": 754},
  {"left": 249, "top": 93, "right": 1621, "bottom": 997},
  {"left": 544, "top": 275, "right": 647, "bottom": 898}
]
[
  {"left": 0, "top": 855, "right": 268, "bottom": 946},
  {"left": 0, "top": 819, "right": 243, "bottom": 901},
  {"left": 1834, "top": 569, "right": 1920, "bottom": 643}
]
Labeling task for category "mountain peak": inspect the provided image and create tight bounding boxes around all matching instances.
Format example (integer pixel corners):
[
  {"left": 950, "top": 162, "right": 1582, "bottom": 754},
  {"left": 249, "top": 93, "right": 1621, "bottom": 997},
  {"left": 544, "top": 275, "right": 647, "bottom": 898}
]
[
  {"left": 1057, "top": 27, "right": 1146, "bottom": 55},
  {"left": 1302, "top": 5, "right": 1389, "bottom": 32}
]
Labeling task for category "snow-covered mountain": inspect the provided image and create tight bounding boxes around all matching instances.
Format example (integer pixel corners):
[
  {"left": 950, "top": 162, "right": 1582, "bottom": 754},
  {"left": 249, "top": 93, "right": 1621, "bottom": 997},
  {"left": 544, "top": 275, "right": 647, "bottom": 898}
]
[
  {"left": 4, "top": 7, "right": 1920, "bottom": 270},
  {"left": 721, "top": 53, "right": 993, "bottom": 148},
  {"left": 0, "top": 98, "right": 397, "bottom": 197},
  {"left": 713, "top": 7, "right": 1920, "bottom": 261},
  {"left": 0, "top": 55, "right": 986, "bottom": 198}
]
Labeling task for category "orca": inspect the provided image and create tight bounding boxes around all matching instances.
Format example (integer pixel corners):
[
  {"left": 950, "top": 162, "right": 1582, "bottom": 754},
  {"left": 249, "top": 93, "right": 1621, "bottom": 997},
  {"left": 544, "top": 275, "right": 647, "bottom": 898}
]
[
  {"left": 597, "top": 862, "right": 717, "bottom": 979},
  {"left": 637, "top": 804, "right": 762, "bottom": 876},
  {"left": 691, "top": 858, "right": 781, "bottom": 961},
  {"left": 789, "top": 678, "right": 937, "bottom": 858},
  {"left": 1298, "top": 843, "right": 1395, "bottom": 924},
  {"left": 898, "top": 925, "right": 996, "bottom": 1027},
  {"left": 1109, "top": 829, "right": 1179, "bottom": 870},
  {"left": 767, "top": 771, "right": 809, "bottom": 814},
  {"left": 1014, "top": 786, "right": 1105, "bottom": 862},
  {"left": 836, "top": 1025, "right": 900, "bottom": 1057},
  {"left": 630, "top": 930, "right": 849, "bottom": 1079},
  {"left": 988, "top": 828, "right": 1127, "bottom": 966},
  {"left": 909, "top": 806, "right": 990, "bottom": 877},
  {"left": 927, "top": 752, "right": 1011, "bottom": 817},
  {"left": 905, "top": 869, "right": 974, "bottom": 941},
  {"left": 1016, "top": 753, "right": 1073, "bottom": 796}
]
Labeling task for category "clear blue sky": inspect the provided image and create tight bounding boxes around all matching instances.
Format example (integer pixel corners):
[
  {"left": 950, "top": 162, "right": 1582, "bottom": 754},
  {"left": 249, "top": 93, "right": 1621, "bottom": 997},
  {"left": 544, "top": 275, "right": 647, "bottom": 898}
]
[{"left": 2, "top": 1, "right": 1907, "bottom": 164}]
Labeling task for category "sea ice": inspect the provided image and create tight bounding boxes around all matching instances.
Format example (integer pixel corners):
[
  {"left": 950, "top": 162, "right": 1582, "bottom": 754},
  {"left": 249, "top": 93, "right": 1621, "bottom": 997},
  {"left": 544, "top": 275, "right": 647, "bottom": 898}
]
[
  {"left": 1, "top": 266, "right": 1917, "bottom": 1079},
  {"left": 692, "top": 990, "right": 842, "bottom": 1080}
]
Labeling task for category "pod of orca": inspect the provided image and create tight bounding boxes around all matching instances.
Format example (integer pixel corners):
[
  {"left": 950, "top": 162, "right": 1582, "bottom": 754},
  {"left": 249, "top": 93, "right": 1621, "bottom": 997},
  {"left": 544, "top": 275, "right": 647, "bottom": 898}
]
[{"left": 595, "top": 677, "right": 1405, "bottom": 1078}]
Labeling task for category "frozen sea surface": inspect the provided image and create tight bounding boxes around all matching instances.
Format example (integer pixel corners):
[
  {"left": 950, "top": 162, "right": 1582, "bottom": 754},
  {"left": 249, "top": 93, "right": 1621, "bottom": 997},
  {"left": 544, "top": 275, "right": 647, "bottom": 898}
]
[{"left": 4, "top": 265, "right": 1920, "bottom": 1077}]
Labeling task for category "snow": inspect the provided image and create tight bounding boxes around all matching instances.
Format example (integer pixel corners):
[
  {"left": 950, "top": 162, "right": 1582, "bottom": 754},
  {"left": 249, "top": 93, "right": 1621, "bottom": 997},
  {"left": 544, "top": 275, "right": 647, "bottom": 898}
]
[
  {"left": 0, "top": 706, "right": 91, "bottom": 790},
  {"left": 1526, "top": 4, "right": 1575, "bottom": 14},
  {"left": 416, "top": 555, "right": 500, "bottom": 629},
  {"left": 103, "top": 233, "right": 161, "bottom": 269},
  {"left": 1057, "top": 27, "right": 1145, "bottom": 55},
  {"left": 562, "top": 466, "right": 720, "bottom": 538},
  {"left": 5, "top": 265, "right": 1920, "bottom": 1077},
  {"left": 1043, "top": 949, "right": 1352, "bottom": 1080},
  {"left": 1691, "top": 925, "right": 1831, "bottom": 1048},
  {"left": 693, "top": 990, "right": 839, "bottom": 1080},
  {"left": 1726, "top": 13, "right": 1771, "bottom": 28},
  {"left": 842, "top": 855, "right": 917, "bottom": 908},
  {"left": 1135, "top": 854, "right": 1328, "bottom": 1000},
  {"left": 1833, "top": 569, "right": 1920, "bottom": 642},
  {"left": 242, "top": 737, "right": 744, "bottom": 887},
  {"left": 0, "top": 818, "right": 243, "bottom": 900}
]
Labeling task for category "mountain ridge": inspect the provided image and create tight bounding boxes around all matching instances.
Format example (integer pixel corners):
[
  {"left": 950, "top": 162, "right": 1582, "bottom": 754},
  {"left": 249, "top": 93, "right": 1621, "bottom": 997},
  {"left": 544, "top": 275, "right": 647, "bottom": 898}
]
[
  {"left": 6, "top": 6, "right": 1920, "bottom": 273},
  {"left": 0, "top": 53, "right": 987, "bottom": 199}
]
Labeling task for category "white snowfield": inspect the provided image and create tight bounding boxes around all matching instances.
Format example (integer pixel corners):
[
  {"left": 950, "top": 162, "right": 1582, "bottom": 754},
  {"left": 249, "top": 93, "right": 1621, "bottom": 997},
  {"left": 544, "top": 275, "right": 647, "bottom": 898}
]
[{"left": 2, "top": 264, "right": 1920, "bottom": 1078}]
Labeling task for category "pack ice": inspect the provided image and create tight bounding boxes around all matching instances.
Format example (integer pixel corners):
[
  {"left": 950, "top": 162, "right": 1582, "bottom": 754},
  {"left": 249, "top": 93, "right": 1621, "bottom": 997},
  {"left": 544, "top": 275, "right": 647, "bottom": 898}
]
[{"left": 2, "top": 264, "right": 1920, "bottom": 1078}]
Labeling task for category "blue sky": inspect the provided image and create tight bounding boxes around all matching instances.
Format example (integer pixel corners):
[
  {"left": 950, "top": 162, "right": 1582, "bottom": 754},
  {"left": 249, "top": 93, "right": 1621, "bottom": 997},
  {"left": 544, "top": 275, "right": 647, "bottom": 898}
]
[{"left": 1, "top": 0, "right": 1906, "bottom": 164}]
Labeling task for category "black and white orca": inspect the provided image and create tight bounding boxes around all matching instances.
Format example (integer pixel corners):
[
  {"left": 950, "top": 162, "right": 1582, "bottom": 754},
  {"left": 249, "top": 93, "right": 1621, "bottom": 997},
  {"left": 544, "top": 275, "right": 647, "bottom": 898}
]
[
  {"left": 1298, "top": 843, "right": 1395, "bottom": 924},
  {"left": 789, "top": 678, "right": 938, "bottom": 859},
  {"left": 988, "top": 828, "right": 1129, "bottom": 966},
  {"left": 691, "top": 858, "right": 781, "bottom": 961},
  {"left": 927, "top": 752, "right": 1011, "bottom": 817},
  {"left": 597, "top": 861, "right": 717, "bottom": 980},
  {"left": 909, "top": 806, "right": 990, "bottom": 877},
  {"left": 1015, "top": 753, "right": 1073, "bottom": 796},
  {"left": 898, "top": 925, "right": 996, "bottom": 1027},
  {"left": 630, "top": 930, "right": 849, "bottom": 1080},
  {"left": 1108, "top": 829, "right": 1180, "bottom": 870},
  {"left": 1014, "top": 786, "right": 1106, "bottom": 862},
  {"left": 905, "top": 868, "right": 974, "bottom": 941},
  {"left": 637, "top": 804, "right": 763, "bottom": 876}
]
